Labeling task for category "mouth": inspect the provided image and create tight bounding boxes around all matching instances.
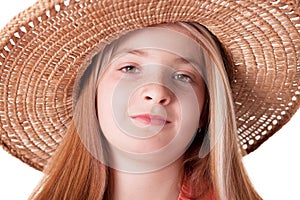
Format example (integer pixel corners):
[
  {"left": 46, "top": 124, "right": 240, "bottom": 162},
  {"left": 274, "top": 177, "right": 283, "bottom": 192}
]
[{"left": 130, "top": 114, "right": 171, "bottom": 126}]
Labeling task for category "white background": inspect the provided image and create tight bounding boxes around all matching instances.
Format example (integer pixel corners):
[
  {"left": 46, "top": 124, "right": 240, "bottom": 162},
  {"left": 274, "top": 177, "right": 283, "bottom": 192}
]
[{"left": 0, "top": 1, "right": 299, "bottom": 199}]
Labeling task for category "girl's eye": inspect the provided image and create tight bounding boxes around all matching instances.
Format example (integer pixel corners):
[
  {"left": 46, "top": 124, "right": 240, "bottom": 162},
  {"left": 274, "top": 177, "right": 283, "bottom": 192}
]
[
  {"left": 120, "top": 65, "right": 140, "bottom": 73},
  {"left": 173, "top": 73, "right": 193, "bottom": 83}
]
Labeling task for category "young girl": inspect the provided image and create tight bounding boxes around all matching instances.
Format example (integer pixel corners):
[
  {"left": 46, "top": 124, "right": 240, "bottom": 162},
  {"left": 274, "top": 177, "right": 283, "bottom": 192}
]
[{"left": 0, "top": 0, "right": 299, "bottom": 199}]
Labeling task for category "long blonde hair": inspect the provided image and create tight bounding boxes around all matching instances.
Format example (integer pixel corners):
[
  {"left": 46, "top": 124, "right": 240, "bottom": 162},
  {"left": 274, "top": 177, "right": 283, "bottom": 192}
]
[{"left": 30, "top": 22, "right": 261, "bottom": 200}]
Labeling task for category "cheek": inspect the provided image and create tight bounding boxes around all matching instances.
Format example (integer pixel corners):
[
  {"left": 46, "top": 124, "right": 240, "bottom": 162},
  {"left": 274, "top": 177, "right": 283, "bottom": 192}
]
[
  {"left": 172, "top": 85, "right": 202, "bottom": 140},
  {"left": 178, "top": 94, "right": 201, "bottom": 126},
  {"left": 191, "top": 77, "right": 206, "bottom": 116},
  {"left": 96, "top": 76, "right": 119, "bottom": 136},
  {"left": 177, "top": 84, "right": 205, "bottom": 122},
  {"left": 196, "top": 86, "right": 206, "bottom": 114}
]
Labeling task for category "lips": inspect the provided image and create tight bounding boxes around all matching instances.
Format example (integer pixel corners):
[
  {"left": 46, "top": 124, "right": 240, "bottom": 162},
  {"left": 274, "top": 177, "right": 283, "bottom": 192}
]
[{"left": 130, "top": 114, "right": 171, "bottom": 126}]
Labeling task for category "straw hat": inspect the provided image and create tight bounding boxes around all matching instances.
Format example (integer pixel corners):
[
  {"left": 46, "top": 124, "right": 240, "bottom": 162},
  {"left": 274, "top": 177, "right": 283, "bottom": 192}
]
[{"left": 0, "top": 0, "right": 299, "bottom": 171}]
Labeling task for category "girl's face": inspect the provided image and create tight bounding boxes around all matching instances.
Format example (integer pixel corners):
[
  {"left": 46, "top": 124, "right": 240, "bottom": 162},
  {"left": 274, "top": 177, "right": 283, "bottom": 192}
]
[{"left": 97, "top": 25, "right": 206, "bottom": 172}]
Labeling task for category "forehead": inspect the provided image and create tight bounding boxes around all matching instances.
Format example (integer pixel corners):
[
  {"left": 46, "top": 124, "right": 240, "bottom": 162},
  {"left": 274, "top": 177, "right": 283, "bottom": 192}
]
[{"left": 110, "top": 25, "right": 205, "bottom": 67}]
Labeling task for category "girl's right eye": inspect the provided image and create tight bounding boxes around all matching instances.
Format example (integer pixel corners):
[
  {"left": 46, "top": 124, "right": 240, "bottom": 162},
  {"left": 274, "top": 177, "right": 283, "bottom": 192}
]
[{"left": 119, "top": 65, "right": 140, "bottom": 73}]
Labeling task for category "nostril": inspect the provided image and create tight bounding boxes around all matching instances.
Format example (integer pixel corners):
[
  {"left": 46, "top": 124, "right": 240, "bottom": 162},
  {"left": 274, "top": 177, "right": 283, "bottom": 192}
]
[
  {"left": 144, "top": 95, "right": 170, "bottom": 105},
  {"left": 159, "top": 99, "right": 167, "bottom": 104},
  {"left": 145, "top": 96, "right": 152, "bottom": 100}
]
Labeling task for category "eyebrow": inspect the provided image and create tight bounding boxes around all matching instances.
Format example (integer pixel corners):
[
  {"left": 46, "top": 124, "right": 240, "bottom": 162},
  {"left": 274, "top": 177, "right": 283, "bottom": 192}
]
[
  {"left": 127, "top": 49, "right": 149, "bottom": 56},
  {"left": 175, "top": 56, "right": 202, "bottom": 71},
  {"left": 128, "top": 49, "right": 193, "bottom": 64},
  {"left": 175, "top": 57, "right": 191, "bottom": 65},
  {"left": 124, "top": 49, "right": 201, "bottom": 69}
]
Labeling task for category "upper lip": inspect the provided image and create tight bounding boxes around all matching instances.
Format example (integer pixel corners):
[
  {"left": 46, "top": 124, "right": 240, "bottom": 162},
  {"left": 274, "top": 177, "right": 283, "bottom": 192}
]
[{"left": 130, "top": 114, "right": 171, "bottom": 124}]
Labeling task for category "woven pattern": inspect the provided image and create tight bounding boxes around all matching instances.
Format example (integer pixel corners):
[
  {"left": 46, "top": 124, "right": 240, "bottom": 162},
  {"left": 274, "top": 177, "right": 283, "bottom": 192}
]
[{"left": 0, "top": 0, "right": 300, "bottom": 170}]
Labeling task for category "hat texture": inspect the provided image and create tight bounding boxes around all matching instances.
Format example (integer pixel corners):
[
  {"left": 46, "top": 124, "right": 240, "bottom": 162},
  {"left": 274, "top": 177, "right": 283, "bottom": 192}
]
[{"left": 0, "top": 0, "right": 300, "bottom": 170}]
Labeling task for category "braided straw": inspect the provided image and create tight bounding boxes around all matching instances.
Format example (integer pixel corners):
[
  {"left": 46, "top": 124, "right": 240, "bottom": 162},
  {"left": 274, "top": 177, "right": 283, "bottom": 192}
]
[{"left": 0, "top": 0, "right": 300, "bottom": 170}]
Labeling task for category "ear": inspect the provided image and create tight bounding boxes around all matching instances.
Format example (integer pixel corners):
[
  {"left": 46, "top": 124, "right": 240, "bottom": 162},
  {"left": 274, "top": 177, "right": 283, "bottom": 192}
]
[{"left": 196, "top": 127, "right": 202, "bottom": 133}]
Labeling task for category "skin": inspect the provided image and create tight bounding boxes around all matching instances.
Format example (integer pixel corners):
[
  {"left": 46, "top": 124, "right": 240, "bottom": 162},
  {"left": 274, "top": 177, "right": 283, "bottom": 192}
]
[{"left": 96, "top": 25, "right": 206, "bottom": 199}]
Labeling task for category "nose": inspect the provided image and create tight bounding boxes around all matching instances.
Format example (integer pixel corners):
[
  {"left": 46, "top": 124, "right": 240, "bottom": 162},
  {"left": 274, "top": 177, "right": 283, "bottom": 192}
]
[{"left": 142, "top": 84, "right": 172, "bottom": 106}]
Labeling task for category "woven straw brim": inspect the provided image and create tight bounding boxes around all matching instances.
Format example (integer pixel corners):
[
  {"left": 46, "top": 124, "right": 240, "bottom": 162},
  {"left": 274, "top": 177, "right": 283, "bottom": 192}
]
[{"left": 0, "top": 0, "right": 300, "bottom": 171}]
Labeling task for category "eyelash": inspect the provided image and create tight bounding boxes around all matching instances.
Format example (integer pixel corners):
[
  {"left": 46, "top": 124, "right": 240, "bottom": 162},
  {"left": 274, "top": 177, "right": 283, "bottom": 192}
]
[
  {"left": 119, "top": 65, "right": 140, "bottom": 73},
  {"left": 119, "top": 65, "right": 194, "bottom": 83},
  {"left": 173, "top": 73, "right": 193, "bottom": 83}
]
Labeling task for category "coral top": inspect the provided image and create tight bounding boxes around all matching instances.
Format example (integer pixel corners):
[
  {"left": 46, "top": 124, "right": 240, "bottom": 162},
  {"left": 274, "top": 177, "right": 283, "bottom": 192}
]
[{"left": 178, "top": 177, "right": 217, "bottom": 200}]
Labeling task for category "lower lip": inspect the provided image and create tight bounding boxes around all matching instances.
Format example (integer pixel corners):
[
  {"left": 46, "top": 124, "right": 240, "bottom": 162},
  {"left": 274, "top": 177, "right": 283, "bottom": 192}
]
[{"left": 131, "top": 116, "right": 169, "bottom": 126}]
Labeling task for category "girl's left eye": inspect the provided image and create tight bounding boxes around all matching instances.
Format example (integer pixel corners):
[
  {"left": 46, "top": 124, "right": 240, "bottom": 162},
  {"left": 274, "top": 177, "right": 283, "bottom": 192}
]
[
  {"left": 173, "top": 73, "right": 193, "bottom": 83},
  {"left": 119, "top": 65, "right": 140, "bottom": 73}
]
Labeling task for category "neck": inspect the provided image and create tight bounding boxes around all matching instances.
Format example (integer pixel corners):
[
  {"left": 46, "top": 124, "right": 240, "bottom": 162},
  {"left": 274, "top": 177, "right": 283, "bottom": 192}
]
[{"left": 111, "top": 157, "right": 184, "bottom": 200}]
